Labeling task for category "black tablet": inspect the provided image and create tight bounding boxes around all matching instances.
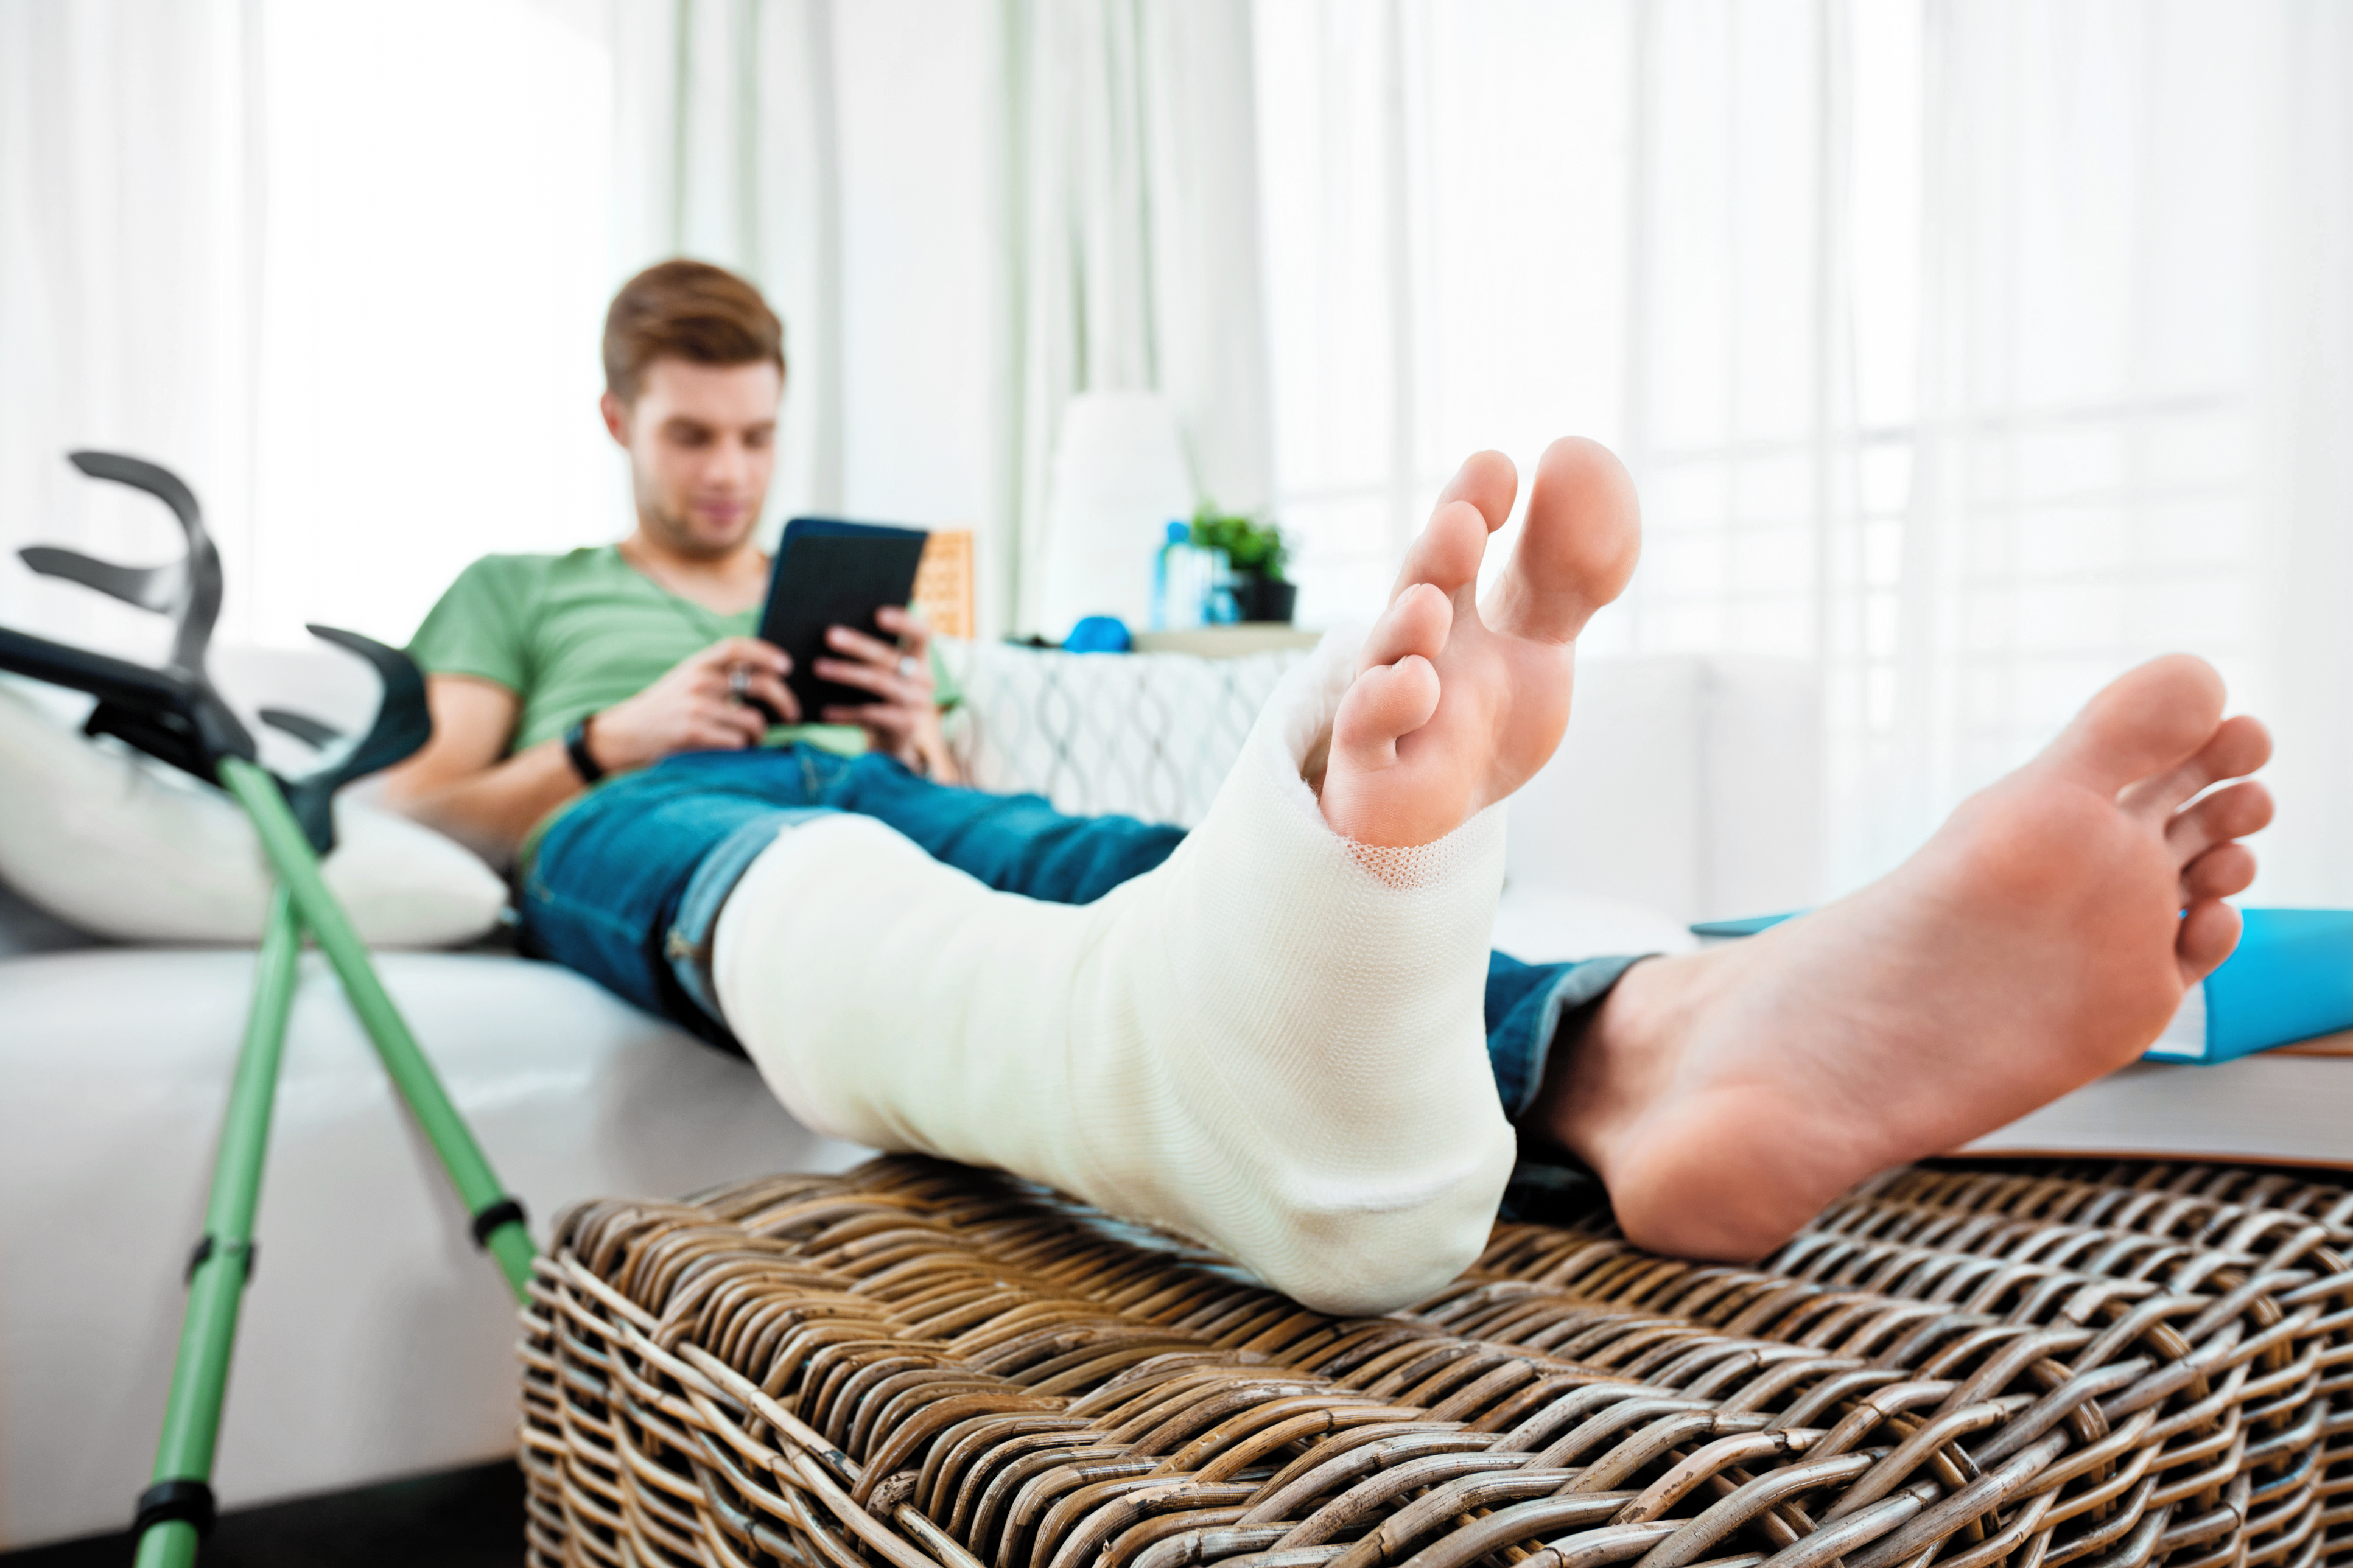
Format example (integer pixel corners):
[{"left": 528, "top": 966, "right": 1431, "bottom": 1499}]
[{"left": 757, "top": 517, "right": 931, "bottom": 723}]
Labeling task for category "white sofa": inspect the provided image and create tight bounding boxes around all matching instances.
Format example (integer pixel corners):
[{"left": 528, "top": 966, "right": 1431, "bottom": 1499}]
[{"left": 0, "top": 640, "right": 1820, "bottom": 1549}]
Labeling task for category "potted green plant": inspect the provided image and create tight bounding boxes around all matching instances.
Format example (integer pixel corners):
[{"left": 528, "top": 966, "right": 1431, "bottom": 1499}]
[{"left": 1190, "top": 506, "right": 1295, "bottom": 623}]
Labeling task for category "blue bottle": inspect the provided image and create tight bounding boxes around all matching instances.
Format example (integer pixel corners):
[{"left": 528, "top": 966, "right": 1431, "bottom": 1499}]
[{"left": 1151, "top": 520, "right": 1193, "bottom": 630}]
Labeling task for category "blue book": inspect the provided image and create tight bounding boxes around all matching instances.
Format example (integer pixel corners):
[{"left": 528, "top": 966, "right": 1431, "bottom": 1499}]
[
  {"left": 1687, "top": 907, "right": 2353, "bottom": 1065},
  {"left": 2145, "top": 908, "right": 2353, "bottom": 1063}
]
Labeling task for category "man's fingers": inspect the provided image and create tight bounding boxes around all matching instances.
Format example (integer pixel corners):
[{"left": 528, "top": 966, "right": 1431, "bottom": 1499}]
[
  {"left": 706, "top": 636, "right": 790, "bottom": 672},
  {"left": 718, "top": 705, "right": 767, "bottom": 747},
  {"left": 813, "top": 657, "right": 920, "bottom": 702},
  {"left": 824, "top": 623, "right": 905, "bottom": 665},
  {"left": 743, "top": 671, "right": 800, "bottom": 723},
  {"left": 712, "top": 635, "right": 789, "bottom": 669},
  {"left": 686, "top": 697, "right": 766, "bottom": 747},
  {"left": 874, "top": 605, "right": 931, "bottom": 651},
  {"left": 684, "top": 722, "right": 751, "bottom": 752}
]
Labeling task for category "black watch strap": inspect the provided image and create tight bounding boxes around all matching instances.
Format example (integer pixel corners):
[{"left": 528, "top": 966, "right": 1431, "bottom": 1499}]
[{"left": 563, "top": 715, "right": 606, "bottom": 783}]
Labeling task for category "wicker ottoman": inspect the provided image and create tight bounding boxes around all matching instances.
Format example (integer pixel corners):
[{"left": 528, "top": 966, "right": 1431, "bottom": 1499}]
[{"left": 519, "top": 1157, "right": 2353, "bottom": 1568}]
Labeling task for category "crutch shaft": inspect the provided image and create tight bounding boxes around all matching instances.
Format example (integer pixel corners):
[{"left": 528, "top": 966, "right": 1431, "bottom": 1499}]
[
  {"left": 134, "top": 886, "right": 302, "bottom": 1567},
  {"left": 216, "top": 758, "right": 536, "bottom": 1297}
]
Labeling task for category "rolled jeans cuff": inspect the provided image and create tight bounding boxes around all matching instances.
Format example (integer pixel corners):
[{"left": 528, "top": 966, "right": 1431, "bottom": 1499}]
[
  {"left": 665, "top": 807, "right": 840, "bottom": 1031},
  {"left": 1490, "top": 952, "right": 1653, "bottom": 1224},
  {"left": 1490, "top": 953, "right": 1653, "bottom": 1122}
]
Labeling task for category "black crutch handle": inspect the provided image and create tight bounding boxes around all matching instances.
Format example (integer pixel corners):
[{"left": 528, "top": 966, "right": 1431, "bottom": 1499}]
[
  {"left": 0, "top": 623, "right": 255, "bottom": 781},
  {"left": 5, "top": 453, "right": 435, "bottom": 852},
  {"left": 272, "top": 625, "right": 435, "bottom": 854},
  {"left": 21, "top": 451, "right": 223, "bottom": 681}
]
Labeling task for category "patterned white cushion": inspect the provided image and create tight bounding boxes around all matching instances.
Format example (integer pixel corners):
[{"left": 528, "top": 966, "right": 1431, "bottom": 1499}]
[{"left": 936, "top": 640, "right": 1827, "bottom": 931}]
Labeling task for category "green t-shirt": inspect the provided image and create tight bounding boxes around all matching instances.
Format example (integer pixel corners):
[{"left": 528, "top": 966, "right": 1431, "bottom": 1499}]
[{"left": 407, "top": 544, "right": 953, "bottom": 760}]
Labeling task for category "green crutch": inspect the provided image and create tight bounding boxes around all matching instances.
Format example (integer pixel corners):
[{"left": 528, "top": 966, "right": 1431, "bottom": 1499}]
[{"left": 0, "top": 452, "right": 534, "bottom": 1566}]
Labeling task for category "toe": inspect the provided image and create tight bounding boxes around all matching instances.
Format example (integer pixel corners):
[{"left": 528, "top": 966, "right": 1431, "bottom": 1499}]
[
  {"left": 1437, "top": 449, "right": 1518, "bottom": 533},
  {"left": 1388, "top": 498, "right": 1492, "bottom": 606},
  {"left": 2183, "top": 841, "right": 2258, "bottom": 904},
  {"left": 1484, "top": 436, "right": 1641, "bottom": 646},
  {"left": 2165, "top": 778, "right": 2274, "bottom": 866},
  {"left": 1358, "top": 581, "right": 1453, "bottom": 675},
  {"left": 2119, "top": 713, "right": 2273, "bottom": 819},
  {"left": 2178, "top": 898, "right": 2245, "bottom": 985},
  {"left": 2041, "top": 654, "right": 2227, "bottom": 793},
  {"left": 1330, "top": 655, "right": 1442, "bottom": 775}
]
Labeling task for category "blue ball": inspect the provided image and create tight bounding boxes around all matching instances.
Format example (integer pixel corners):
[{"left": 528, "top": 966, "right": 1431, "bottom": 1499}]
[{"left": 1063, "top": 616, "right": 1132, "bottom": 654}]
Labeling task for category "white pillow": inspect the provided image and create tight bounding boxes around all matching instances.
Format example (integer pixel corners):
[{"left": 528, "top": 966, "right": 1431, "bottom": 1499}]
[{"left": 0, "top": 683, "right": 507, "bottom": 947}]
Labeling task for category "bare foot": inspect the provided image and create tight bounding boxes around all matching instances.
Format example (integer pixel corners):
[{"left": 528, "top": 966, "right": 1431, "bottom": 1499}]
[
  {"left": 1541, "top": 655, "right": 2275, "bottom": 1260},
  {"left": 1318, "top": 439, "right": 1641, "bottom": 847}
]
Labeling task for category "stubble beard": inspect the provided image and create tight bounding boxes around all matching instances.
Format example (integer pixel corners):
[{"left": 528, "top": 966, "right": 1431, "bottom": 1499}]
[{"left": 636, "top": 474, "right": 754, "bottom": 564}]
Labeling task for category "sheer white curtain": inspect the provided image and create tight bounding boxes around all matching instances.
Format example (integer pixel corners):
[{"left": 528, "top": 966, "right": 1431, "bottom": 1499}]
[
  {"left": 1, "top": 0, "right": 1006, "bottom": 652},
  {"left": 1879, "top": 1, "right": 2279, "bottom": 891},
  {"left": 1807, "top": 0, "right": 2351, "bottom": 903},
  {"left": 0, "top": 0, "right": 265, "bottom": 662},
  {"left": 609, "top": 0, "right": 847, "bottom": 531},
  {"left": 1252, "top": 0, "right": 1633, "bottom": 629},
  {"left": 1, "top": 0, "right": 621, "bottom": 655},
  {"left": 2245, "top": 4, "right": 2353, "bottom": 906},
  {"left": 997, "top": 0, "right": 1276, "bottom": 634},
  {"left": 1256, "top": 0, "right": 2353, "bottom": 905}
]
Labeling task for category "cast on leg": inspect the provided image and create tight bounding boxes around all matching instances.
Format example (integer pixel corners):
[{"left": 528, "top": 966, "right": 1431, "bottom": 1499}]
[
  {"left": 713, "top": 632, "right": 1513, "bottom": 1314},
  {"left": 715, "top": 440, "right": 1641, "bottom": 1313}
]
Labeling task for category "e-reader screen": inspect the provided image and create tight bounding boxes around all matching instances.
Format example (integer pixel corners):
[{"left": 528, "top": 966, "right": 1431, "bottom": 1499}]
[{"left": 756, "top": 519, "right": 930, "bottom": 723}]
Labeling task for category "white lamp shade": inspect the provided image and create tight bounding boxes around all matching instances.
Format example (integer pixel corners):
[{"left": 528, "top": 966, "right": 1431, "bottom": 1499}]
[{"left": 1034, "top": 391, "right": 1194, "bottom": 638}]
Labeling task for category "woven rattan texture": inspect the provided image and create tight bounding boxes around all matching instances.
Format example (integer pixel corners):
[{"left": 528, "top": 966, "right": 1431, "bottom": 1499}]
[{"left": 520, "top": 1157, "right": 2353, "bottom": 1568}]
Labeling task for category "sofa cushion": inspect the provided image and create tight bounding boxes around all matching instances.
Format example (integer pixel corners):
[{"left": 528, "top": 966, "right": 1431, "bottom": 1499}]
[{"left": 0, "top": 873, "right": 92, "bottom": 956}]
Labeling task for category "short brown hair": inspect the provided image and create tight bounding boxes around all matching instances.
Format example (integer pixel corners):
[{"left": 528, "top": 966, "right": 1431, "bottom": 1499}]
[{"left": 601, "top": 259, "right": 785, "bottom": 405}]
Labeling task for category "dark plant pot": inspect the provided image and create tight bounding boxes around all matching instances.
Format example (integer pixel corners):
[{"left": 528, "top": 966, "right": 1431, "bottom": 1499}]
[{"left": 1236, "top": 575, "right": 1297, "bottom": 624}]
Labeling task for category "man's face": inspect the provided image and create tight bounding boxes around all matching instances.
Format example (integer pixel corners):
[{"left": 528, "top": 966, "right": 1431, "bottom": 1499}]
[{"left": 602, "top": 357, "right": 783, "bottom": 559}]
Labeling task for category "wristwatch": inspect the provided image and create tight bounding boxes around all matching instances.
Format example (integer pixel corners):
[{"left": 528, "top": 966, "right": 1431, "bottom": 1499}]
[{"left": 563, "top": 714, "right": 606, "bottom": 783}]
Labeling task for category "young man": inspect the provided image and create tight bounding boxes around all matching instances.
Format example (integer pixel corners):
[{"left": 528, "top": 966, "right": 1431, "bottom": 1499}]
[{"left": 384, "top": 261, "right": 2275, "bottom": 1314}]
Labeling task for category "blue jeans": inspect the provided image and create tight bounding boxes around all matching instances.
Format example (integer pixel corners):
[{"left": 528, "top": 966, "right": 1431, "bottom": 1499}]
[{"left": 520, "top": 746, "right": 1643, "bottom": 1147}]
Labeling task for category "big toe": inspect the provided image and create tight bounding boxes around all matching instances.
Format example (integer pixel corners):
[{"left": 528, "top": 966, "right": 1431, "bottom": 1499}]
[
  {"left": 1485, "top": 436, "right": 1641, "bottom": 646},
  {"left": 2043, "top": 653, "right": 2228, "bottom": 792}
]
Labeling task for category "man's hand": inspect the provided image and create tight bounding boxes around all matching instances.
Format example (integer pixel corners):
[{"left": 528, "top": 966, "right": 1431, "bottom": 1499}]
[
  {"left": 815, "top": 606, "right": 961, "bottom": 782},
  {"left": 587, "top": 636, "right": 798, "bottom": 771},
  {"left": 379, "top": 637, "right": 795, "bottom": 867}
]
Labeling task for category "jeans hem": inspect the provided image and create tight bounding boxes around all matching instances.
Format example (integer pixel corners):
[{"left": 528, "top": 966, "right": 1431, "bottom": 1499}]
[
  {"left": 1502, "top": 953, "right": 1654, "bottom": 1123},
  {"left": 665, "top": 807, "right": 841, "bottom": 1029}
]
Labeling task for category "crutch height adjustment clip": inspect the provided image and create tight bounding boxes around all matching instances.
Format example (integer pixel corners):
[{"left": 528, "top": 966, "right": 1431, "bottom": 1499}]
[
  {"left": 134, "top": 1479, "right": 217, "bottom": 1539},
  {"left": 184, "top": 1234, "right": 256, "bottom": 1286},
  {"left": 470, "top": 1196, "right": 528, "bottom": 1249}
]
